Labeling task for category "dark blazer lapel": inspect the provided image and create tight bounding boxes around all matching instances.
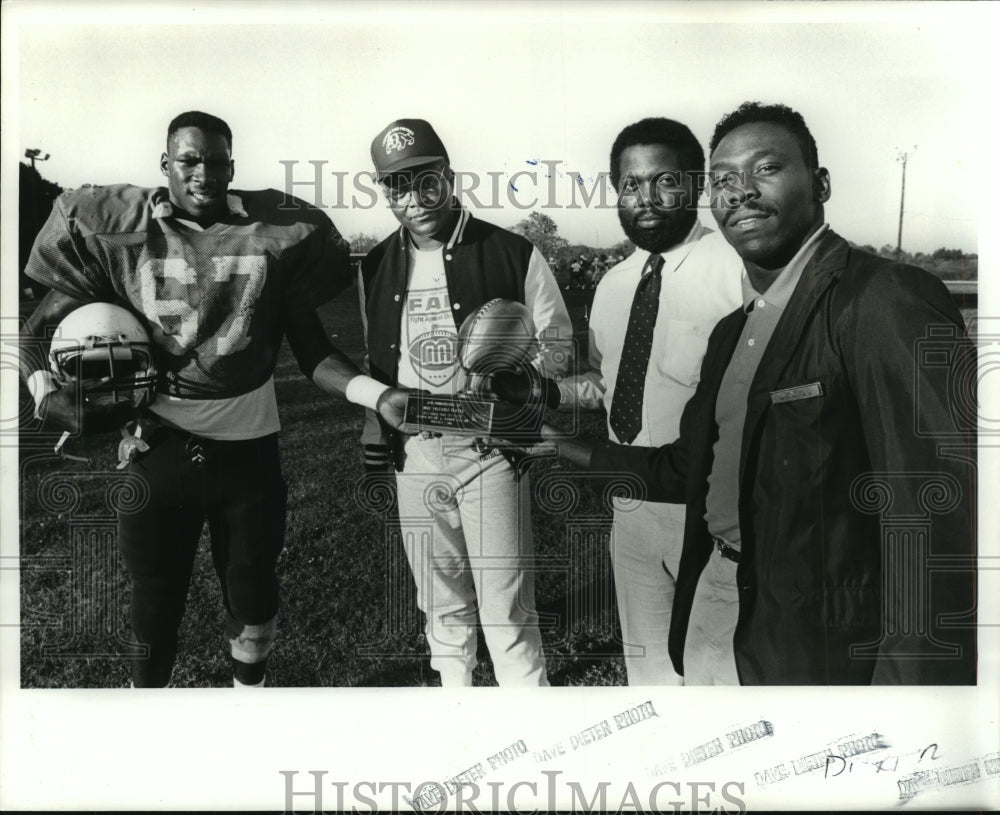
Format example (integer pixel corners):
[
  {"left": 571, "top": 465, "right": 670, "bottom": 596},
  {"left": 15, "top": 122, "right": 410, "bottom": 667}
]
[{"left": 691, "top": 307, "right": 747, "bottom": 486}]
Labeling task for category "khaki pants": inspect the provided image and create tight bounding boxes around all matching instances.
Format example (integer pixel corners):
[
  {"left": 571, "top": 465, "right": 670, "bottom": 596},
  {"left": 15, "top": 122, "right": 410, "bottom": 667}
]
[
  {"left": 683, "top": 546, "right": 741, "bottom": 685},
  {"left": 395, "top": 435, "right": 548, "bottom": 687},
  {"left": 610, "top": 500, "right": 685, "bottom": 685}
]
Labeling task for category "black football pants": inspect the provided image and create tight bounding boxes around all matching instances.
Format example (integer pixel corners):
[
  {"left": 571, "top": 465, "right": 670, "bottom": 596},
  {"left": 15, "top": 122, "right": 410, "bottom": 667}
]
[{"left": 118, "top": 427, "right": 287, "bottom": 687}]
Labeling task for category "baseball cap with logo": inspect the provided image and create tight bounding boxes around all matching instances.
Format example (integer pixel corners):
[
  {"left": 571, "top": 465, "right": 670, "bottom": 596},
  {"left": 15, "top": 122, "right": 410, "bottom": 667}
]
[{"left": 371, "top": 119, "right": 450, "bottom": 181}]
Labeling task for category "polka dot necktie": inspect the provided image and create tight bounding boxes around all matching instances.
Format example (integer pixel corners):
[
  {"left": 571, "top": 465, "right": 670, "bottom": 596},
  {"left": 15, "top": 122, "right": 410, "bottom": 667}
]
[{"left": 609, "top": 253, "right": 664, "bottom": 444}]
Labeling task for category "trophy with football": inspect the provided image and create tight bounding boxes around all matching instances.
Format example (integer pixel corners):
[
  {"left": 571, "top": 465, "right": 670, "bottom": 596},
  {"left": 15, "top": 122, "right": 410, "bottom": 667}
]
[{"left": 400, "top": 298, "right": 549, "bottom": 445}]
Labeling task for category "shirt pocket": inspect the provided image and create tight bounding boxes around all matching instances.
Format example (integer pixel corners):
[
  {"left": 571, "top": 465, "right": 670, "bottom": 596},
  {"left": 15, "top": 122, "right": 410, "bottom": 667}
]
[
  {"left": 653, "top": 318, "right": 712, "bottom": 387},
  {"left": 767, "top": 368, "right": 848, "bottom": 436}
]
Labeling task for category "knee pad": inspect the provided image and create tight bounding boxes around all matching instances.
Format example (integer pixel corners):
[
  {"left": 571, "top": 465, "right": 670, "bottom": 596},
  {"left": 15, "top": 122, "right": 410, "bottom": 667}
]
[{"left": 226, "top": 614, "right": 276, "bottom": 664}]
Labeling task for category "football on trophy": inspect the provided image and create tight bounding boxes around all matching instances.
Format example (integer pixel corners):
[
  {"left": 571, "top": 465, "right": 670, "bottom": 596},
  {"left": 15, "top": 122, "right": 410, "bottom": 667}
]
[{"left": 457, "top": 298, "right": 536, "bottom": 379}]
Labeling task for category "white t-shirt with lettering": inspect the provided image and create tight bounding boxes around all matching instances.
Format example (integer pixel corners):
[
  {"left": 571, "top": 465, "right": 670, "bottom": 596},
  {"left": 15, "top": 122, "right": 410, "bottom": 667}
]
[{"left": 396, "top": 245, "right": 461, "bottom": 395}]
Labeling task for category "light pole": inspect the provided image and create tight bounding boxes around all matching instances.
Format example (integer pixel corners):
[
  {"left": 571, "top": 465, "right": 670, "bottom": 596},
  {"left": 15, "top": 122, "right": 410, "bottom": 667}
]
[
  {"left": 895, "top": 146, "right": 916, "bottom": 260},
  {"left": 25, "top": 148, "right": 50, "bottom": 170}
]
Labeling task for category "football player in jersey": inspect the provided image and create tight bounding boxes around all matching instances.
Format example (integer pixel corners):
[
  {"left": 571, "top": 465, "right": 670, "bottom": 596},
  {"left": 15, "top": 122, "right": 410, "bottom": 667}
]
[
  {"left": 20, "top": 110, "right": 411, "bottom": 688},
  {"left": 359, "top": 119, "right": 573, "bottom": 686}
]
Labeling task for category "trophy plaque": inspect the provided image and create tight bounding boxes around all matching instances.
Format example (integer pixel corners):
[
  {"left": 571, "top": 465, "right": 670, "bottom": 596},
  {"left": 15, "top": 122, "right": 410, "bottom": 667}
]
[
  {"left": 400, "top": 298, "right": 539, "bottom": 437},
  {"left": 400, "top": 392, "right": 498, "bottom": 436}
]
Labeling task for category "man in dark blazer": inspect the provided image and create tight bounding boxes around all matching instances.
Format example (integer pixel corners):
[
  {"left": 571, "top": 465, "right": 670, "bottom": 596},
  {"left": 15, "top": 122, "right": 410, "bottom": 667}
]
[{"left": 516, "top": 102, "right": 976, "bottom": 685}]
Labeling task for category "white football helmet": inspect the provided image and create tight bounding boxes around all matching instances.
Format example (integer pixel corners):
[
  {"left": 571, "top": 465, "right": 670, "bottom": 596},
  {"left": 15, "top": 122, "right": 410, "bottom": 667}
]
[{"left": 49, "top": 302, "right": 158, "bottom": 408}]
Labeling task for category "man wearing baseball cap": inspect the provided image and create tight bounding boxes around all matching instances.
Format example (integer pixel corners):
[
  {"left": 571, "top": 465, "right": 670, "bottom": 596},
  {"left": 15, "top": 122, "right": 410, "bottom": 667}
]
[{"left": 358, "top": 118, "right": 573, "bottom": 686}]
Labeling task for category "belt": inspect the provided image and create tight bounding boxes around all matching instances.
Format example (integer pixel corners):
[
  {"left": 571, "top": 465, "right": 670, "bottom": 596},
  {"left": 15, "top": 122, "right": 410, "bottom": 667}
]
[
  {"left": 712, "top": 536, "right": 741, "bottom": 564},
  {"left": 153, "top": 422, "right": 273, "bottom": 466}
]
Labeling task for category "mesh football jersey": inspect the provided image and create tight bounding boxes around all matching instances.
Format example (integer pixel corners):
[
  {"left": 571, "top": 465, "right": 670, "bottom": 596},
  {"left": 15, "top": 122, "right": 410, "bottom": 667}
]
[{"left": 27, "top": 184, "right": 351, "bottom": 399}]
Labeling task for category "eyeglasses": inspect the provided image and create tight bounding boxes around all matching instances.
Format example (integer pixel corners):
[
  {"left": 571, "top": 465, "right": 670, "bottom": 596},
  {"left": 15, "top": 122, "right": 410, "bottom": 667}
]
[{"left": 382, "top": 169, "right": 449, "bottom": 208}]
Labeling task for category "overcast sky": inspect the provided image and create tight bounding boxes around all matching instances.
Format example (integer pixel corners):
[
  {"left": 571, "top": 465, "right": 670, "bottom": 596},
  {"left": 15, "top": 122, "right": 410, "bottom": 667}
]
[{"left": 11, "top": 3, "right": 990, "bottom": 254}]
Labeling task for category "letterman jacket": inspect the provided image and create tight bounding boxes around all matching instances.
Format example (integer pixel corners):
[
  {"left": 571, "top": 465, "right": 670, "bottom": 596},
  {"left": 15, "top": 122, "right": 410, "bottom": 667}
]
[{"left": 358, "top": 205, "right": 573, "bottom": 468}]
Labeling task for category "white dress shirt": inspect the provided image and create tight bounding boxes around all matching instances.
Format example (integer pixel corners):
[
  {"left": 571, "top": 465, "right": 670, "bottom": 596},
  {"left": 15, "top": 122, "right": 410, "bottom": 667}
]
[{"left": 559, "top": 218, "right": 743, "bottom": 446}]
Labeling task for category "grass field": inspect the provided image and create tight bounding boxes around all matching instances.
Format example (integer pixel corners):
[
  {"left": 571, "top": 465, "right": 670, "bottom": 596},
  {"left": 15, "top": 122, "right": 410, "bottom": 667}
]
[{"left": 18, "top": 285, "right": 628, "bottom": 688}]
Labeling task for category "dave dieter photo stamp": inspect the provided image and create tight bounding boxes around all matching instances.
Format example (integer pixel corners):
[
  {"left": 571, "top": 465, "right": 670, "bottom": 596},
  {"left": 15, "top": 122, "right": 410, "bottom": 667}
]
[{"left": 1, "top": 0, "right": 998, "bottom": 811}]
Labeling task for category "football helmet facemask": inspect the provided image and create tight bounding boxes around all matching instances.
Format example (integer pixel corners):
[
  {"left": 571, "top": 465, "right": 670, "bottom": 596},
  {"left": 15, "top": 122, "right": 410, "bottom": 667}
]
[{"left": 49, "top": 302, "right": 158, "bottom": 408}]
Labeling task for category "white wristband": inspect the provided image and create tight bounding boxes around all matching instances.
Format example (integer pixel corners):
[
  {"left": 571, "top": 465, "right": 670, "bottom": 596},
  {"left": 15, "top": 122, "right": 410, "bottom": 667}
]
[
  {"left": 27, "top": 370, "right": 58, "bottom": 419},
  {"left": 345, "top": 374, "right": 391, "bottom": 411}
]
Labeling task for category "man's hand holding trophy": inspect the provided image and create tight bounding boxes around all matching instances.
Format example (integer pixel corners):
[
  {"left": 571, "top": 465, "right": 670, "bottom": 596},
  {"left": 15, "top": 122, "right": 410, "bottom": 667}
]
[{"left": 400, "top": 298, "right": 557, "bottom": 453}]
